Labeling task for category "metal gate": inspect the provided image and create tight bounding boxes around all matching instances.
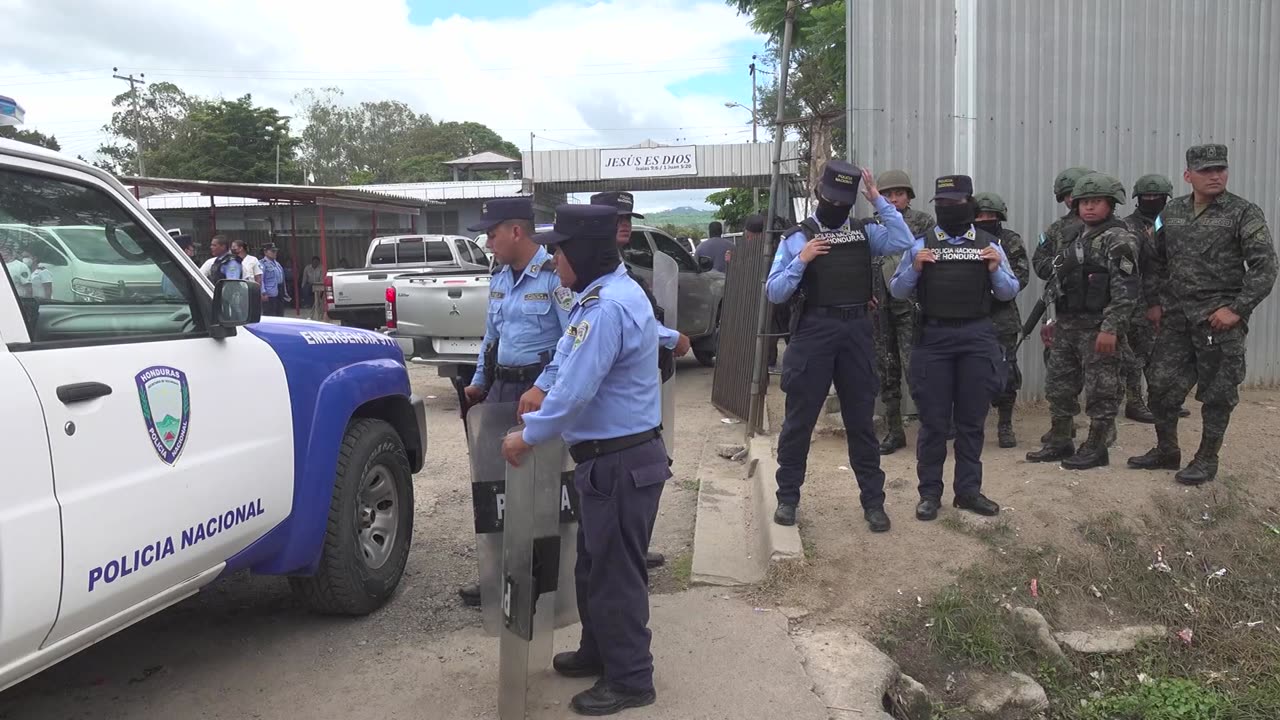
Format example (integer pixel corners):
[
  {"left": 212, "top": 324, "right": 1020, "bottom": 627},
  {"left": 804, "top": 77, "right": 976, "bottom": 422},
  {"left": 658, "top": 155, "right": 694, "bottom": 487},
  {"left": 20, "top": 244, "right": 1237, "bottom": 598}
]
[{"left": 711, "top": 227, "right": 776, "bottom": 424}]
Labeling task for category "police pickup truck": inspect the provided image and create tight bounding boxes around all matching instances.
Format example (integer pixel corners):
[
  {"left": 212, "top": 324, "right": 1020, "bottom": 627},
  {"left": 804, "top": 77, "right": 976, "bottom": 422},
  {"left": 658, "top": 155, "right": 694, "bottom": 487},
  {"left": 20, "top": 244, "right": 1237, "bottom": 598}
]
[{"left": 0, "top": 139, "right": 427, "bottom": 692}]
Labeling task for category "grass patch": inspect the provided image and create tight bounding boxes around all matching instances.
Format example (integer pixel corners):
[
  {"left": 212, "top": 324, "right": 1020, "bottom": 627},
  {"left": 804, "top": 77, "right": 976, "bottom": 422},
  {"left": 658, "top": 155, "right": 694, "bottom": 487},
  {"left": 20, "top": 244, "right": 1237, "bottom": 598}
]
[
  {"left": 939, "top": 514, "right": 1016, "bottom": 549},
  {"left": 670, "top": 552, "right": 693, "bottom": 589},
  {"left": 678, "top": 478, "right": 701, "bottom": 493},
  {"left": 882, "top": 480, "right": 1280, "bottom": 719}
]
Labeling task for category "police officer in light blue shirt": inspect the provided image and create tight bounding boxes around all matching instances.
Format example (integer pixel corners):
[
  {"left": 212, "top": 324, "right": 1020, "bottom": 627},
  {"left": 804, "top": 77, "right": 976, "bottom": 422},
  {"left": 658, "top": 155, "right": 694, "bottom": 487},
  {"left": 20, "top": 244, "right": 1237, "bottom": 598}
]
[
  {"left": 767, "top": 160, "right": 914, "bottom": 534},
  {"left": 260, "top": 243, "right": 287, "bottom": 316},
  {"left": 458, "top": 197, "right": 572, "bottom": 608},
  {"left": 502, "top": 203, "right": 669, "bottom": 717},
  {"left": 889, "top": 174, "right": 1019, "bottom": 522}
]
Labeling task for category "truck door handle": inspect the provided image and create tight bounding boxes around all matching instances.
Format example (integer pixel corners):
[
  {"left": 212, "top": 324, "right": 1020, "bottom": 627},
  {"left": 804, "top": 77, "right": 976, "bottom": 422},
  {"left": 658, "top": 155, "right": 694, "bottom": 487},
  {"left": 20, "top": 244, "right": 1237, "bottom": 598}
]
[{"left": 56, "top": 382, "right": 113, "bottom": 404}]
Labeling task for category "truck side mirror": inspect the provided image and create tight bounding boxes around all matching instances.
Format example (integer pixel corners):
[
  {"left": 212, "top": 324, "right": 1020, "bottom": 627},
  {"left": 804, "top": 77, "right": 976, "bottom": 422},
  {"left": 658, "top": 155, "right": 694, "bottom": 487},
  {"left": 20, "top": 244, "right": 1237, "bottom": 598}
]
[
  {"left": 697, "top": 256, "right": 714, "bottom": 272},
  {"left": 212, "top": 280, "right": 263, "bottom": 330}
]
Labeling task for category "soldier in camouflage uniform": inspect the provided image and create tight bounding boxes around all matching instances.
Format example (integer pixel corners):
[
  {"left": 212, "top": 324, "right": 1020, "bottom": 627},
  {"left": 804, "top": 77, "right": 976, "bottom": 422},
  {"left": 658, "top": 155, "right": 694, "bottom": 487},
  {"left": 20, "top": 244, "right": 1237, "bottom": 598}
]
[
  {"left": 1026, "top": 173, "right": 1140, "bottom": 470},
  {"left": 1118, "top": 174, "right": 1174, "bottom": 424},
  {"left": 871, "top": 170, "right": 936, "bottom": 454},
  {"left": 1031, "top": 167, "right": 1091, "bottom": 444},
  {"left": 1128, "top": 144, "right": 1277, "bottom": 485},
  {"left": 973, "top": 192, "right": 1029, "bottom": 447}
]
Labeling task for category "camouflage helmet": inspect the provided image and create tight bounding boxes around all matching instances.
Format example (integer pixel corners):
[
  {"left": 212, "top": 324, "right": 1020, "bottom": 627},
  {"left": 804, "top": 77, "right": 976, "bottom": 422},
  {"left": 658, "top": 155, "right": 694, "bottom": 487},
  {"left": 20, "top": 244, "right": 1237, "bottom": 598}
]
[
  {"left": 876, "top": 169, "right": 915, "bottom": 199},
  {"left": 973, "top": 192, "right": 1008, "bottom": 220},
  {"left": 1131, "top": 173, "right": 1174, "bottom": 197},
  {"left": 1053, "top": 166, "right": 1092, "bottom": 200},
  {"left": 1071, "top": 172, "right": 1127, "bottom": 205}
]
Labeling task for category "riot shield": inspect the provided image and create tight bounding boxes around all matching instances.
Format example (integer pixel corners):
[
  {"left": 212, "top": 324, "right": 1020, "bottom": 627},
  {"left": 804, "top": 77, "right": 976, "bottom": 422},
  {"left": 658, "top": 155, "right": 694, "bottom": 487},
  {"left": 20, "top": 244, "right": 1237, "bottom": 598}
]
[
  {"left": 466, "top": 401, "right": 579, "bottom": 639},
  {"left": 652, "top": 251, "right": 679, "bottom": 455}
]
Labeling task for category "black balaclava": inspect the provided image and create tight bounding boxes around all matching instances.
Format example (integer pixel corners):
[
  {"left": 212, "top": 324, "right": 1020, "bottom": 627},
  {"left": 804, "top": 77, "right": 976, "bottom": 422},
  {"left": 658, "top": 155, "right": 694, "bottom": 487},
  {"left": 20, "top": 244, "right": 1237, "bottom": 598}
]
[
  {"left": 559, "top": 233, "right": 621, "bottom": 293},
  {"left": 1137, "top": 196, "right": 1168, "bottom": 219},
  {"left": 936, "top": 198, "right": 976, "bottom": 237},
  {"left": 814, "top": 198, "right": 852, "bottom": 229},
  {"left": 974, "top": 219, "right": 1002, "bottom": 237}
]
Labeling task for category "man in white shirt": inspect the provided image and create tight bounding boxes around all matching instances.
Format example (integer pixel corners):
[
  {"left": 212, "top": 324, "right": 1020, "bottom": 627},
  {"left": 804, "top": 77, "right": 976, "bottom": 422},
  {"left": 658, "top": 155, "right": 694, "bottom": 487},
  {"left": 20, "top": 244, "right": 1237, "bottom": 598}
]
[{"left": 4, "top": 248, "right": 32, "bottom": 297}]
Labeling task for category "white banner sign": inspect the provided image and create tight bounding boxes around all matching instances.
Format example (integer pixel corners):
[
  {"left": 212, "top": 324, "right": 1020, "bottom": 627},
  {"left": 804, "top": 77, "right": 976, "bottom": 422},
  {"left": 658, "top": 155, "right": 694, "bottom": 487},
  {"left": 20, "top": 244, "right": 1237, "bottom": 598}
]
[{"left": 599, "top": 145, "right": 697, "bottom": 180}]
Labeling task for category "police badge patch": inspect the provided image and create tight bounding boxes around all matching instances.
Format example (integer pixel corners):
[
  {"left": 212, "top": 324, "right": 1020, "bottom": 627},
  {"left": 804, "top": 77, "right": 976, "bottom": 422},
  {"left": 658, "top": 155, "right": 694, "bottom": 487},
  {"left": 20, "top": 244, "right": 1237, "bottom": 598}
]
[
  {"left": 553, "top": 286, "right": 574, "bottom": 311},
  {"left": 573, "top": 320, "right": 590, "bottom": 349},
  {"left": 135, "top": 366, "right": 191, "bottom": 466}
]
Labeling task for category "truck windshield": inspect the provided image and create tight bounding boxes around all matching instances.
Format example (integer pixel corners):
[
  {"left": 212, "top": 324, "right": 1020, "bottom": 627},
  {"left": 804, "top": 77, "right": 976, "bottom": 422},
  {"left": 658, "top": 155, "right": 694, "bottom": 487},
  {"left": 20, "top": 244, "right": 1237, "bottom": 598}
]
[{"left": 370, "top": 238, "right": 453, "bottom": 265}]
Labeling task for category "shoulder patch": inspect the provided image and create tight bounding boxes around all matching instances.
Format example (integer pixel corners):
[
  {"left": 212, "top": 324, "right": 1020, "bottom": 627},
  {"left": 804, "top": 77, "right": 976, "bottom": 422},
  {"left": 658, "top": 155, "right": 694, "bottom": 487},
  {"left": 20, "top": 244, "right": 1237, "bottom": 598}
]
[
  {"left": 1118, "top": 257, "right": 1135, "bottom": 275},
  {"left": 554, "top": 285, "right": 574, "bottom": 310},
  {"left": 573, "top": 319, "right": 591, "bottom": 349}
]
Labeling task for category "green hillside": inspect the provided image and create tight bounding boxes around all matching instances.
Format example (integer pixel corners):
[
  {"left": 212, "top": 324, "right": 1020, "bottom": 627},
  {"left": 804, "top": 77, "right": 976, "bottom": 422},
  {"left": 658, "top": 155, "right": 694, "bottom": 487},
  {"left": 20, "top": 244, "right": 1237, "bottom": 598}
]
[{"left": 646, "top": 206, "right": 716, "bottom": 228}]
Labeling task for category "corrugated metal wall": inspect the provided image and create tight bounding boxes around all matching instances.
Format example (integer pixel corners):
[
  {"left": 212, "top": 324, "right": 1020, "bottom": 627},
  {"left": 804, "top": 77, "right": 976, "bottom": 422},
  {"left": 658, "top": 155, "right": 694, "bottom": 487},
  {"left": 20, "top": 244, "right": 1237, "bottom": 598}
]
[{"left": 848, "top": 0, "right": 1280, "bottom": 398}]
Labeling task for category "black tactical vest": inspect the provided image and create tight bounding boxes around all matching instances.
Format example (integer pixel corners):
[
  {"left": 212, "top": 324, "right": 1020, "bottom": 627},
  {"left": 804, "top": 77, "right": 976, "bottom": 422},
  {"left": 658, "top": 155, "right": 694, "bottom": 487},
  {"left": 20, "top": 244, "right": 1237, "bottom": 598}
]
[
  {"left": 798, "top": 218, "right": 874, "bottom": 307},
  {"left": 918, "top": 228, "right": 992, "bottom": 320},
  {"left": 1055, "top": 218, "right": 1122, "bottom": 314}
]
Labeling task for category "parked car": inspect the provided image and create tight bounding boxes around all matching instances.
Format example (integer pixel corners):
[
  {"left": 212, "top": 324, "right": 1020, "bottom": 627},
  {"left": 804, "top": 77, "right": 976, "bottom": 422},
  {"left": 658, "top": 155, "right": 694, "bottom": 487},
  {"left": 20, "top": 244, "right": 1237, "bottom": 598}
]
[
  {"left": 325, "top": 234, "right": 489, "bottom": 329},
  {"left": 0, "top": 138, "right": 427, "bottom": 692},
  {"left": 623, "top": 224, "right": 725, "bottom": 366}
]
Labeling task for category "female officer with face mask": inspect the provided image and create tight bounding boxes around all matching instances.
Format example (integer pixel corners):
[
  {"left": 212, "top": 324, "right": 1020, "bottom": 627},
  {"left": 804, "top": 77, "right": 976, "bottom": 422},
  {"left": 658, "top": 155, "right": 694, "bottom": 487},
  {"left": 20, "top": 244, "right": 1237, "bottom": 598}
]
[{"left": 765, "top": 159, "right": 914, "bottom": 533}]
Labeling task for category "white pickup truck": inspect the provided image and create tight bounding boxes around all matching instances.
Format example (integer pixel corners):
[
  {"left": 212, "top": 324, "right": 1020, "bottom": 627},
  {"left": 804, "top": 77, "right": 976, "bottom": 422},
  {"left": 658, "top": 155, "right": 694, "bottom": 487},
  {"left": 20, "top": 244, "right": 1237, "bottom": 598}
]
[
  {"left": 325, "top": 234, "right": 489, "bottom": 330},
  {"left": 0, "top": 139, "right": 427, "bottom": 692}
]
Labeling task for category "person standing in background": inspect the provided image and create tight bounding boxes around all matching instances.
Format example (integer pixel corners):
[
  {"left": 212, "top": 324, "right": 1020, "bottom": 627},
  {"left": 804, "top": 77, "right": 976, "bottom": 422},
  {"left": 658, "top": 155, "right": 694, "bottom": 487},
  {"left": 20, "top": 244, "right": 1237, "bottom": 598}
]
[
  {"left": 695, "top": 220, "right": 733, "bottom": 273},
  {"left": 260, "top": 243, "right": 287, "bottom": 316},
  {"left": 232, "top": 239, "right": 263, "bottom": 287}
]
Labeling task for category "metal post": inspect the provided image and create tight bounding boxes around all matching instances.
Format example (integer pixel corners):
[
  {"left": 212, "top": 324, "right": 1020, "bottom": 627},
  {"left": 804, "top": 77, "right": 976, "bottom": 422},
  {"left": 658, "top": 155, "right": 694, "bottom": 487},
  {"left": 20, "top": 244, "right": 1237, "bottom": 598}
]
[
  {"left": 290, "top": 206, "right": 300, "bottom": 315},
  {"left": 371, "top": 209, "right": 378, "bottom": 240},
  {"left": 746, "top": 0, "right": 800, "bottom": 436},
  {"left": 751, "top": 58, "right": 761, "bottom": 212},
  {"left": 210, "top": 195, "right": 217, "bottom": 235},
  {"left": 318, "top": 205, "right": 328, "bottom": 272},
  {"left": 112, "top": 69, "right": 146, "bottom": 176},
  {"left": 276, "top": 143, "right": 281, "bottom": 184}
]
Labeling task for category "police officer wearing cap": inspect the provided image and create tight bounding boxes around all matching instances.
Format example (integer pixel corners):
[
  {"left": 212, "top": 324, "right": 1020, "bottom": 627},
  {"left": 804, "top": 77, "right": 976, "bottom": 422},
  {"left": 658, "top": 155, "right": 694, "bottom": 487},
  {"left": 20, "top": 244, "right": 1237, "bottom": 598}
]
[
  {"left": 891, "top": 176, "right": 1019, "bottom": 521},
  {"left": 457, "top": 197, "right": 573, "bottom": 607},
  {"left": 767, "top": 159, "right": 914, "bottom": 533},
  {"left": 502, "top": 204, "right": 669, "bottom": 716}
]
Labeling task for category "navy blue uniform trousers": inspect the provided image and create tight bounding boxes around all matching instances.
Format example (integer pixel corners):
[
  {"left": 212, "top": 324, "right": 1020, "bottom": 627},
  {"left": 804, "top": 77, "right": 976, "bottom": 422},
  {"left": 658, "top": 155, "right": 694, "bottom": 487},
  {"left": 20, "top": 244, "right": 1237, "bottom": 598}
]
[
  {"left": 485, "top": 377, "right": 535, "bottom": 404},
  {"left": 574, "top": 437, "right": 669, "bottom": 693},
  {"left": 909, "top": 318, "right": 1005, "bottom": 500},
  {"left": 775, "top": 307, "right": 886, "bottom": 510}
]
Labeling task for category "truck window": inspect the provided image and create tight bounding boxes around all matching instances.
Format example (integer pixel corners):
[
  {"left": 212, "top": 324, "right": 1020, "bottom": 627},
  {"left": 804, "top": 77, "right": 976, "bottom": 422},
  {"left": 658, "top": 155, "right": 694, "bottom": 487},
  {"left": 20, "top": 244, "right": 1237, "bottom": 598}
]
[
  {"left": 0, "top": 168, "right": 205, "bottom": 346},
  {"left": 396, "top": 240, "right": 426, "bottom": 264},
  {"left": 648, "top": 230, "right": 699, "bottom": 272},
  {"left": 622, "top": 230, "right": 654, "bottom": 269},
  {"left": 465, "top": 240, "right": 487, "bottom": 264},
  {"left": 369, "top": 242, "right": 398, "bottom": 265}
]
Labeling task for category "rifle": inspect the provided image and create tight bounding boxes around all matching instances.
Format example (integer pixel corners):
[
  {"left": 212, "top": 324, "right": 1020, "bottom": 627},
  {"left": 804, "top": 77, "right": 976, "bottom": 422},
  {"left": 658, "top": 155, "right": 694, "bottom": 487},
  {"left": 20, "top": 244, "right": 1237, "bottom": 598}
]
[{"left": 1013, "top": 258, "right": 1063, "bottom": 353}]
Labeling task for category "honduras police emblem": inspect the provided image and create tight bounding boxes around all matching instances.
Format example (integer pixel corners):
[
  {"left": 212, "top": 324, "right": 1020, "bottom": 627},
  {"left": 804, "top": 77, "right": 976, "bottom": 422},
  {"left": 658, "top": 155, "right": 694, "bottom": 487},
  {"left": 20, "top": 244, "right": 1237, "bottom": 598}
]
[{"left": 135, "top": 365, "right": 191, "bottom": 465}]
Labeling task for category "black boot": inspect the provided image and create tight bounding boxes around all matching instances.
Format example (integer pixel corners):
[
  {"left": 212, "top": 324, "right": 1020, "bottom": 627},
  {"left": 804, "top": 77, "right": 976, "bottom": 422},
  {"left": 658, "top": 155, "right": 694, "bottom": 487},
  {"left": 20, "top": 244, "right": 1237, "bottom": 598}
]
[
  {"left": 996, "top": 404, "right": 1017, "bottom": 448},
  {"left": 1176, "top": 433, "right": 1223, "bottom": 486},
  {"left": 570, "top": 682, "right": 656, "bottom": 715},
  {"left": 645, "top": 552, "right": 665, "bottom": 569},
  {"left": 554, "top": 651, "right": 604, "bottom": 678},
  {"left": 1125, "top": 400, "right": 1156, "bottom": 424},
  {"left": 1128, "top": 420, "right": 1181, "bottom": 469},
  {"left": 1062, "top": 420, "right": 1111, "bottom": 470},
  {"left": 1027, "top": 417, "right": 1075, "bottom": 462},
  {"left": 879, "top": 400, "right": 906, "bottom": 455},
  {"left": 774, "top": 503, "right": 796, "bottom": 526},
  {"left": 1040, "top": 419, "right": 1078, "bottom": 444},
  {"left": 458, "top": 584, "right": 481, "bottom": 607}
]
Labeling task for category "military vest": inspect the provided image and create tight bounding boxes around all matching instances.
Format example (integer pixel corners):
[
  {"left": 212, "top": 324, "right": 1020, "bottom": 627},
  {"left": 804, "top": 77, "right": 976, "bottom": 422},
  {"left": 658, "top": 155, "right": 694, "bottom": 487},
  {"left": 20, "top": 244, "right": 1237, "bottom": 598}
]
[
  {"left": 798, "top": 218, "right": 875, "bottom": 307},
  {"left": 1056, "top": 218, "right": 1124, "bottom": 314},
  {"left": 919, "top": 227, "right": 992, "bottom": 320}
]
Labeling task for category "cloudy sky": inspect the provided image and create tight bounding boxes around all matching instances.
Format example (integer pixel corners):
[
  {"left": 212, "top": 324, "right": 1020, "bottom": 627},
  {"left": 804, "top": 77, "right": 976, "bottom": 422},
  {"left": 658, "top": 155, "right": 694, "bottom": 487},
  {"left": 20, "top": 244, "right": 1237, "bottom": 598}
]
[{"left": 2, "top": 0, "right": 767, "bottom": 212}]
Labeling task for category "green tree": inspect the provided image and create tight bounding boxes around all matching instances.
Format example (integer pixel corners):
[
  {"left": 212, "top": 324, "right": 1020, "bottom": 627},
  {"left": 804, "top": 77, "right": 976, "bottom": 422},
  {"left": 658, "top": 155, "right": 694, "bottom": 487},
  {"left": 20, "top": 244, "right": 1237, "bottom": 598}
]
[
  {"left": 730, "top": 0, "right": 846, "bottom": 194},
  {"left": 395, "top": 121, "right": 523, "bottom": 182},
  {"left": 151, "top": 95, "right": 298, "bottom": 183},
  {"left": 707, "top": 188, "right": 769, "bottom": 229},
  {"left": 0, "top": 126, "right": 60, "bottom": 151},
  {"left": 96, "top": 81, "right": 194, "bottom": 175},
  {"left": 295, "top": 89, "right": 432, "bottom": 184}
]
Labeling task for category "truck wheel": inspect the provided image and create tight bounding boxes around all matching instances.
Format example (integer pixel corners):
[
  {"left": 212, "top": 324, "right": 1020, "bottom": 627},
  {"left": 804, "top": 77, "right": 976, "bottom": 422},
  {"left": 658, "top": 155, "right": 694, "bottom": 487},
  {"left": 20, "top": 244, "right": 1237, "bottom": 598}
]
[
  {"left": 694, "top": 348, "right": 716, "bottom": 367},
  {"left": 290, "top": 418, "right": 414, "bottom": 615}
]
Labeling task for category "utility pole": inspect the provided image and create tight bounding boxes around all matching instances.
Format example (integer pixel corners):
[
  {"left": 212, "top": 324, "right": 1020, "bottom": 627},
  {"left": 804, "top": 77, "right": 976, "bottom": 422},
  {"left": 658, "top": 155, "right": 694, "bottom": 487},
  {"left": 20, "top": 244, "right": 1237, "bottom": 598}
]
[
  {"left": 111, "top": 68, "right": 146, "bottom": 176},
  {"left": 276, "top": 143, "right": 281, "bottom": 184},
  {"left": 749, "top": 56, "right": 759, "bottom": 144}
]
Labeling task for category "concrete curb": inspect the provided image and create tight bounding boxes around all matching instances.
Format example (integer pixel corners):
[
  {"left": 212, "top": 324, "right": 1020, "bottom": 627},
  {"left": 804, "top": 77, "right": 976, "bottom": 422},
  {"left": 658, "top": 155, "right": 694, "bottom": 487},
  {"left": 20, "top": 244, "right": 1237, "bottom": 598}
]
[{"left": 749, "top": 433, "right": 804, "bottom": 563}]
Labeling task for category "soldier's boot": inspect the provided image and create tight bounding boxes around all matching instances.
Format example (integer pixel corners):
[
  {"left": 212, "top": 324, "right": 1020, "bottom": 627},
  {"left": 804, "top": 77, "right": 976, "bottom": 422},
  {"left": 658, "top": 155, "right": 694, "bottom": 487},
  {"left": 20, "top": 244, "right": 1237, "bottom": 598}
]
[
  {"left": 1104, "top": 422, "right": 1118, "bottom": 448},
  {"left": 1061, "top": 420, "right": 1112, "bottom": 470},
  {"left": 1026, "top": 417, "right": 1075, "bottom": 463},
  {"left": 1039, "top": 419, "right": 1078, "bottom": 444},
  {"left": 996, "top": 404, "right": 1017, "bottom": 448},
  {"left": 1124, "top": 370, "right": 1155, "bottom": 423},
  {"left": 879, "top": 400, "right": 907, "bottom": 455},
  {"left": 1175, "top": 432, "right": 1222, "bottom": 486},
  {"left": 1127, "top": 420, "right": 1182, "bottom": 470}
]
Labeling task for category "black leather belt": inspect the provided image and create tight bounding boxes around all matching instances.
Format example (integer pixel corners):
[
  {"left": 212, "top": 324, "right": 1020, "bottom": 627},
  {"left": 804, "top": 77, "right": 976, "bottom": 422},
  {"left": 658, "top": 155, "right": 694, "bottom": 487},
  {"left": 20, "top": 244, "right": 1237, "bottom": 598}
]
[
  {"left": 569, "top": 428, "right": 662, "bottom": 464},
  {"left": 494, "top": 363, "right": 544, "bottom": 382},
  {"left": 923, "top": 317, "right": 987, "bottom": 328},
  {"left": 808, "top": 304, "right": 869, "bottom": 319}
]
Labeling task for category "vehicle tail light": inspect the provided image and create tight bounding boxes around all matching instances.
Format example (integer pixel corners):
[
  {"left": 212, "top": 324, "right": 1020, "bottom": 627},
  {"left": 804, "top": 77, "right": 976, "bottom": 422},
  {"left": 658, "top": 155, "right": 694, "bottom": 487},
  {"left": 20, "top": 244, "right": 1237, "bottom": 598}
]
[
  {"left": 324, "top": 275, "right": 334, "bottom": 306},
  {"left": 385, "top": 286, "right": 397, "bottom": 329}
]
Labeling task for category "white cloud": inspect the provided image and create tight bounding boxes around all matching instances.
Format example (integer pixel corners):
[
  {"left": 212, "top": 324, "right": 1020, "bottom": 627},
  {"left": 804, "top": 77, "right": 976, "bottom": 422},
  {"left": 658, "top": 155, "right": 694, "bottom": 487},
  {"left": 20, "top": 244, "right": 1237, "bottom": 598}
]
[{"left": 2, "top": 0, "right": 763, "bottom": 163}]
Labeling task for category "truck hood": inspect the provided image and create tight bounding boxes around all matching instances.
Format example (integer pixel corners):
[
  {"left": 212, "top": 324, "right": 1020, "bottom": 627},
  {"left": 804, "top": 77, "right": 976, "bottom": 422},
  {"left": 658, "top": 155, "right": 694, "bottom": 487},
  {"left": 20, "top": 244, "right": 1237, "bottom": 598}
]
[{"left": 246, "top": 317, "right": 405, "bottom": 368}]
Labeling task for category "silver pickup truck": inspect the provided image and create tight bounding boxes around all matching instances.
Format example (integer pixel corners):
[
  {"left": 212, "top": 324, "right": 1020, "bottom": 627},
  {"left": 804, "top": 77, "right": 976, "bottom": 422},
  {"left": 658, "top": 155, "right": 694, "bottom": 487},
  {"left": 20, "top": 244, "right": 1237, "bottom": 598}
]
[
  {"left": 325, "top": 234, "right": 489, "bottom": 329},
  {"left": 386, "top": 223, "right": 726, "bottom": 388}
]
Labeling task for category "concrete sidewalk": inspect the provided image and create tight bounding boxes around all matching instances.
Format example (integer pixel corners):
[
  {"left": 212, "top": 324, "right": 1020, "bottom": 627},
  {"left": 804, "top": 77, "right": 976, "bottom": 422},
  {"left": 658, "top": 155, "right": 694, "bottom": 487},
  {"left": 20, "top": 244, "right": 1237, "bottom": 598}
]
[{"left": 2, "top": 589, "right": 828, "bottom": 720}]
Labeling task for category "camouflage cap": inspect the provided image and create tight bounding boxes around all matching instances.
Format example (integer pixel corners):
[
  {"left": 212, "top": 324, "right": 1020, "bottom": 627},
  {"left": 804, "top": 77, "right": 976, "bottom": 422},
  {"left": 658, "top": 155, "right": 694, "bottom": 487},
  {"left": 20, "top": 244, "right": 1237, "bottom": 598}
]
[
  {"left": 1186, "top": 144, "right": 1228, "bottom": 171},
  {"left": 973, "top": 192, "right": 1008, "bottom": 220}
]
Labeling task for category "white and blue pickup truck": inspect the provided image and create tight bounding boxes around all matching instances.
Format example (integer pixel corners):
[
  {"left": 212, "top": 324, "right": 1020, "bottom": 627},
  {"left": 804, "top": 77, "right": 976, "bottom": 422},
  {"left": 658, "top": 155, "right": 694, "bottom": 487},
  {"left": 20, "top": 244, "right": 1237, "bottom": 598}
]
[{"left": 0, "top": 139, "right": 427, "bottom": 692}]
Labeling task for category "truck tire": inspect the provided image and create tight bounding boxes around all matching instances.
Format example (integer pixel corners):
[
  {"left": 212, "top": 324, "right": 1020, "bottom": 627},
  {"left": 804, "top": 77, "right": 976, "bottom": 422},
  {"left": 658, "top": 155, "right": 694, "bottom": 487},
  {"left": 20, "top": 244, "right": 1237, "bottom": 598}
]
[{"left": 290, "top": 418, "right": 414, "bottom": 615}]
